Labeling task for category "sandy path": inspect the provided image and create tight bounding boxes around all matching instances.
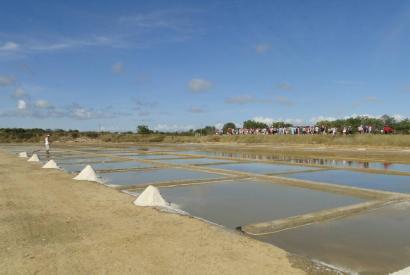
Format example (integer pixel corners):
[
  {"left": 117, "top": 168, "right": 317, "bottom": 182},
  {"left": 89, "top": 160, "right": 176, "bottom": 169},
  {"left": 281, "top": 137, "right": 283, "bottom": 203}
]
[{"left": 0, "top": 151, "right": 304, "bottom": 275}]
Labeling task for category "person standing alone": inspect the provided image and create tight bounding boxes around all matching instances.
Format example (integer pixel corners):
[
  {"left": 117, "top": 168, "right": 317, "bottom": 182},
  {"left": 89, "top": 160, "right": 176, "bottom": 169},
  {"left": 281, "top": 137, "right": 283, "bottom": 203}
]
[{"left": 45, "top": 134, "right": 51, "bottom": 156}]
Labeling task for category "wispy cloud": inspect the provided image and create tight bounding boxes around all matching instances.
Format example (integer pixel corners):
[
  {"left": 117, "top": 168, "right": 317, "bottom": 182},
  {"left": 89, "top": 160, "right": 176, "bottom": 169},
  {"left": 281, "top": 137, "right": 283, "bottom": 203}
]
[
  {"left": 188, "top": 78, "right": 213, "bottom": 93},
  {"left": 335, "top": 80, "right": 365, "bottom": 85},
  {"left": 276, "top": 82, "right": 293, "bottom": 91},
  {"left": 364, "top": 96, "right": 381, "bottom": 103},
  {"left": 275, "top": 96, "right": 294, "bottom": 107},
  {"left": 0, "top": 97, "right": 129, "bottom": 120},
  {"left": 309, "top": 116, "right": 338, "bottom": 123},
  {"left": 34, "top": 99, "right": 51, "bottom": 109},
  {"left": 0, "top": 36, "right": 121, "bottom": 58},
  {"left": 255, "top": 43, "right": 271, "bottom": 54},
  {"left": 224, "top": 95, "right": 258, "bottom": 105},
  {"left": 118, "top": 9, "right": 198, "bottom": 32},
  {"left": 0, "top": 9, "right": 203, "bottom": 59},
  {"left": 11, "top": 87, "right": 26, "bottom": 98},
  {"left": 133, "top": 98, "right": 158, "bottom": 110},
  {"left": 112, "top": 62, "right": 124, "bottom": 74},
  {"left": 188, "top": 106, "right": 206, "bottom": 113},
  {"left": 152, "top": 123, "right": 195, "bottom": 132},
  {"left": 254, "top": 116, "right": 303, "bottom": 125},
  {"left": 0, "top": 75, "right": 15, "bottom": 86},
  {"left": 0, "top": 41, "right": 19, "bottom": 51}
]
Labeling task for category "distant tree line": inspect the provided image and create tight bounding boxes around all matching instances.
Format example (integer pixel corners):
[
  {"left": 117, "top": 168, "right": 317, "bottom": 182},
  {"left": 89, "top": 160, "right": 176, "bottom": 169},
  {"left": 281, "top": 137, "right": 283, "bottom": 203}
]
[
  {"left": 1, "top": 115, "right": 409, "bottom": 142},
  {"left": 315, "top": 115, "right": 410, "bottom": 134}
]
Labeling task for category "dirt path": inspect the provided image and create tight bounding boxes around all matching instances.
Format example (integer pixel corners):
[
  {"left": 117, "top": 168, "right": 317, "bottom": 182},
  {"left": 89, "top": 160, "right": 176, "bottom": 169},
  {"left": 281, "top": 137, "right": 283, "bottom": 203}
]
[{"left": 0, "top": 151, "right": 304, "bottom": 275}]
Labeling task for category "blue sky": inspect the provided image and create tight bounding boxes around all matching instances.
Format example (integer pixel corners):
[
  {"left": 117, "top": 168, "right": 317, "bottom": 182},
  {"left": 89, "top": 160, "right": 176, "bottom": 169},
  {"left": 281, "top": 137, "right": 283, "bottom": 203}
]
[{"left": 1, "top": 0, "right": 410, "bottom": 131}]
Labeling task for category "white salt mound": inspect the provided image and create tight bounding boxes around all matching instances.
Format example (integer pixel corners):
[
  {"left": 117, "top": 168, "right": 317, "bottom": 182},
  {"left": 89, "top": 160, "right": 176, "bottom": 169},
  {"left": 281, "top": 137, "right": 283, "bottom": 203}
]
[
  {"left": 134, "top": 185, "right": 169, "bottom": 207},
  {"left": 390, "top": 266, "right": 410, "bottom": 275},
  {"left": 18, "top": 152, "right": 28, "bottom": 158},
  {"left": 73, "top": 165, "right": 101, "bottom": 183},
  {"left": 27, "top": 154, "right": 40, "bottom": 162},
  {"left": 42, "top": 159, "right": 60, "bottom": 169}
]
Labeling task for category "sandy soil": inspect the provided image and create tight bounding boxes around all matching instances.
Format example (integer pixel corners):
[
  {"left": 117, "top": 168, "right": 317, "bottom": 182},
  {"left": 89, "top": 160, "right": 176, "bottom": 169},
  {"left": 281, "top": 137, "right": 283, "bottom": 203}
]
[{"left": 0, "top": 151, "right": 304, "bottom": 275}]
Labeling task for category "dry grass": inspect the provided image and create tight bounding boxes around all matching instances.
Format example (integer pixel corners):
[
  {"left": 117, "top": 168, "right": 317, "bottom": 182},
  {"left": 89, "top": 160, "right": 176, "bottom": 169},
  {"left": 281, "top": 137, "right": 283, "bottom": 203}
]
[
  {"left": 103, "top": 134, "right": 410, "bottom": 148},
  {"left": 2, "top": 132, "right": 410, "bottom": 148}
]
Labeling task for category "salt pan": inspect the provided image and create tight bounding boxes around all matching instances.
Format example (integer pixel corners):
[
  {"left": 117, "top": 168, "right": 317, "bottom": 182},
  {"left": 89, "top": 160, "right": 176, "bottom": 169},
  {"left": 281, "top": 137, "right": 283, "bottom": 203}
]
[
  {"left": 134, "top": 185, "right": 169, "bottom": 207},
  {"left": 27, "top": 154, "right": 40, "bottom": 162},
  {"left": 73, "top": 165, "right": 102, "bottom": 183}
]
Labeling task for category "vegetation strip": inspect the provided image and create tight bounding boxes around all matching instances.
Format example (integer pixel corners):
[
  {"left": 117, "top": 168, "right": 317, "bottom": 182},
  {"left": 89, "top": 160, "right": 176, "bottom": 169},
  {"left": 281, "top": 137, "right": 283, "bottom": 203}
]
[{"left": 240, "top": 198, "right": 409, "bottom": 235}]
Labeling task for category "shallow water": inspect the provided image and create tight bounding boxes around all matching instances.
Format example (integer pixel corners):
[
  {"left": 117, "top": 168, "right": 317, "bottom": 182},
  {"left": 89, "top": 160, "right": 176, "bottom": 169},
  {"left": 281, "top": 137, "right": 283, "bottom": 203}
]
[
  {"left": 160, "top": 180, "right": 364, "bottom": 229},
  {"left": 101, "top": 168, "right": 223, "bottom": 186},
  {"left": 155, "top": 157, "right": 234, "bottom": 165},
  {"left": 256, "top": 202, "right": 410, "bottom": 274},
  {"left": 56, "top": 157, "right": 114, "bottom": 164},
  {"left": 286, "top": 170, "right": 410, "bottom": 193},
  {"left": 60, "top": 161, "right": 152, "bottom": 173},
  {"left": 125, "top": 154, "right": 185, "bottom": 160},
  {"left": 207, "top": 162, "right": 321, "bottom": 174},
  {"left": 177, "top": 150, "right": 410, "bottom": 172}
]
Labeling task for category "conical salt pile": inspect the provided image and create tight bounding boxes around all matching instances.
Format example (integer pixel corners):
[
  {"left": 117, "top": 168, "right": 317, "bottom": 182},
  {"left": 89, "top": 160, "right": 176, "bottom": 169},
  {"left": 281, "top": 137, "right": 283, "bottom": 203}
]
[
  {"left": 27, "top": 154, "right": 40, "bottom": 162},
  {"left": 42, "top": 159, "right": 60, "bottom": 169},
  {"left": 73, "top": 165, "right": 101, "bottom": 182},
  {"left": 18, "top": 152, "right": 28, "bottom": 158},
  {"left": 134, "top": 185, "right": 168, "bottom": 207},
  {"left": 390, "top": 266, "right": 410, "bottom": 275}
]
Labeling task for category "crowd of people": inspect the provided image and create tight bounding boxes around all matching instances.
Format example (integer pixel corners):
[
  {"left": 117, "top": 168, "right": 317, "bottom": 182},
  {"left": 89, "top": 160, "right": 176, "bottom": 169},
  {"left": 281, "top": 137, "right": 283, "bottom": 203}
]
[{"left": 220, "top": 124, "right": 394, "bottom": 136}]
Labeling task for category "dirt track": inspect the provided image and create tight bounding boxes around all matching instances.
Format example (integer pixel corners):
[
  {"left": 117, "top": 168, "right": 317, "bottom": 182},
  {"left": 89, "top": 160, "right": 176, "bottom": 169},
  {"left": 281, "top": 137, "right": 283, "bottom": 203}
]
[{"left": 0, "top": 151, "right": 304, "bottom": 275}]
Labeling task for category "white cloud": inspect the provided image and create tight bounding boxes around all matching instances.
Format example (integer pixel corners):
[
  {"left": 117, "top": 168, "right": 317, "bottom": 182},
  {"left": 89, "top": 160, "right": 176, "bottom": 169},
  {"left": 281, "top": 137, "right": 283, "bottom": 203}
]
[
  {"left": 112, "top": 62, "right": 124, "bottom": 74},
  {"left": 28, "top": 36, "right": 116, "bottom": 51},
  {"left": 214, "top": 122, "right": 224, "bottom": 130},
  {"left": 255, "top": 43, "right": 271, "bottom": 54},
  {"left": 35, "top": 100, "right": 51, "bottom": 109},
  {"left": 309, "top": 114, "right": 407, "bottom": 123},
  {"left": 309, "top": 116, "right": 337, "bottom": 123},
  {"left": 152, "top": 123, "right": 195, "bottom": 132},
  {"left": 17, "top": 99, "right": 27, "bottom": 110},
  {"left": 188, "top": 78, "right": 213, "bottom": 92},
  {"left": 0, "top": 41, "right": 19, "bottom": 51},
  {"left": 12, "top": 87, "right": 26, "bottom": 98},
  {"left": 392, "top": 114, "right": 405, "bottom": 122},
  {"left": 0, "top": 75, "right": 15, "bottom": 86},
  {"left": 254, "top": 116, "right": 303, "bottom": 126},
  {"left": 1, "top": 98, "right": 128, "bottom": 120}
]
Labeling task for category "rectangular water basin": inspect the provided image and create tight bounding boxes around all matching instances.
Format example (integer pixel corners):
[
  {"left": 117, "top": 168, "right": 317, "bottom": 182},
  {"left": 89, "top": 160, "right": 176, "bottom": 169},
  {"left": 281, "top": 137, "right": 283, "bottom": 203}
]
[
  {"left": 160, "top": 179, "right": 364, "bottom": 229},
  {"left": 101, "top": 168, "right": 224, "bottom": 187},
  {"left": 60, "top": 161, "right": 153, "bottom": 173},
  {"left": 256, "top": 201, "right": 410, "bottom": 274},
  {"left": 125, "top": 154, "right": 187, "bottom": 160},
  {"left": 55, "top": 157, "right": 114, "bottom": 164},
  {"left": 207, "top": 162, "right": 321, "bottom": 174},
  {"left": 155, "top": 157, "right": 235, "bottom": 165},
  {"left": 286, "top": 170, "right": 410, "bottom": 193}
]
